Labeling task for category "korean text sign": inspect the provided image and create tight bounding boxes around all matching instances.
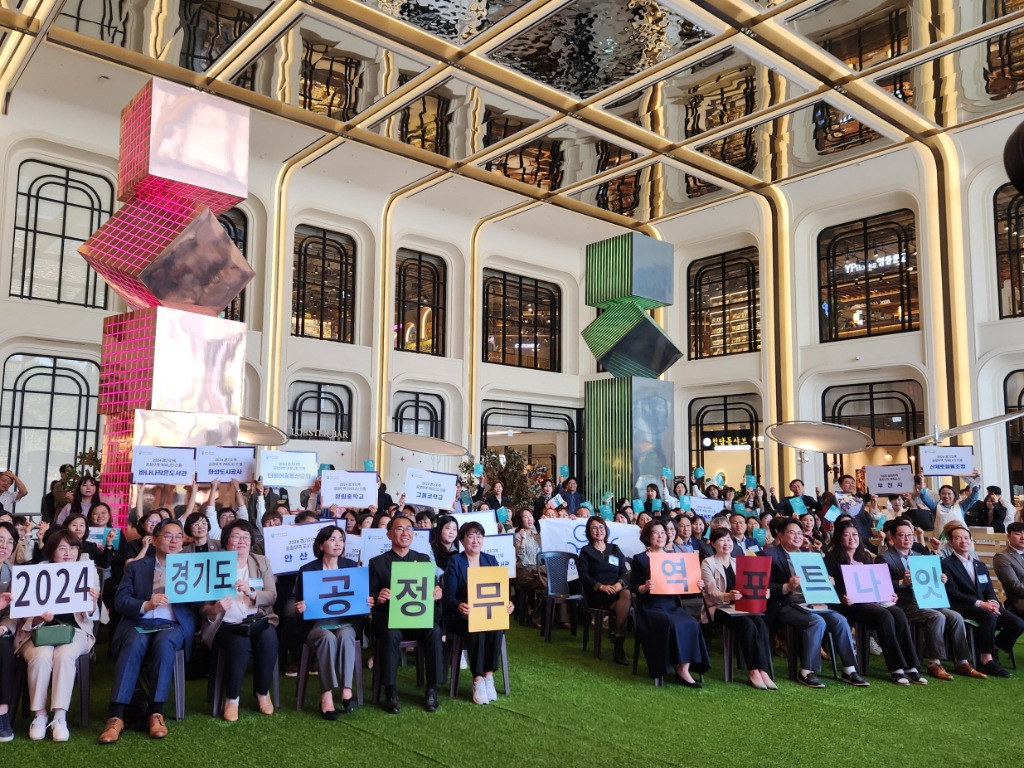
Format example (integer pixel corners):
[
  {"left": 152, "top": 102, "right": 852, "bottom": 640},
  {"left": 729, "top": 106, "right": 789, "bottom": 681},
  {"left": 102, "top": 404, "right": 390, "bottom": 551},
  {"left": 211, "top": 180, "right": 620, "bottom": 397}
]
[
  {"left": 735, "top": 556, "right": 771, "bottom": 613},
  {"left": 840, "top": 563, "right": 892, "bottom": 604},
  {"left": 196, "top": 446, "right": 256, "bottom": 483},
  {"left": 263, "top": 522, "right": 335, "bottom": 574},
  {"left": 389, "top": 561, "right": 435, "bottom": 629},
  {"left": 165, "top": 552, "right": 237, "bottom": 603},
  {"left": 259, "top": 450, "right": 319, "bottom": 487},
  {"left": 320, "top": 470, "right": 378, "bottom": 508},
  {"left": 405, "top": 468, "right": 458, "bottom": 509},
  {"left": 918, "top": 446, "right": 975, "bottom": 477},
  {"left": 649, "top": 552, "right": 701, "bottom": 594},
  {"left": 788, "top": 552, "right": 839, "bottom": 604},
  {"left": 302, "top": 568, "right": 370, "bottom": 620},
  {"left": 468, "top": 565, "right": 509, "bottom": 632},
  {"left": 909, "top": 557, "right": 950, "bottom": 609},
  {"left": 132, "top": 446, "right": 195, "bottom": 484},
  {"left": 865, "top": 465, "right": 914, "bottom": 494}
]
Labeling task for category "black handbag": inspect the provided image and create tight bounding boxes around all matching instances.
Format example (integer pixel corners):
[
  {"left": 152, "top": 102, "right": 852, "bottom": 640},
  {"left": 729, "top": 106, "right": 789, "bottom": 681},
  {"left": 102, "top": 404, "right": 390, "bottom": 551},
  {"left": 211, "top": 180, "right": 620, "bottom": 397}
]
[{"left": 226, "top": 612, "right": 269, "bottom": 637}]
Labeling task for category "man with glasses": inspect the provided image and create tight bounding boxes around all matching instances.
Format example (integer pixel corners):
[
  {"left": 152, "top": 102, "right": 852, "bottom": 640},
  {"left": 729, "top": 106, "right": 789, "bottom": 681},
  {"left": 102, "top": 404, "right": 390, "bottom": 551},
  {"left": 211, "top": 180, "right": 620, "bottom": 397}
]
[
  {"left": 368, "top": 516, "right": 443, "bottom": 714},
  {"left": 98, "top": 519, "right": 199, "bottom": 744}
]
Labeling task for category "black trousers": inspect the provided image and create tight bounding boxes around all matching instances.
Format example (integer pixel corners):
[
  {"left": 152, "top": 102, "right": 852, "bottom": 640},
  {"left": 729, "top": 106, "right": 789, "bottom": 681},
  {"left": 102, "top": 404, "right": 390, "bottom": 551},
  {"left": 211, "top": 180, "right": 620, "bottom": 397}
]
[
  {"left": 213, "top": 623, "right": 279, "bottom": 699},
  {"left": 374, "top": 621, "right": 443, "bottom": 690},
  {"left": 449, "top": 618, "right": 502, "bottom": 677},
  {"left": 954, "top": 604, "right": 1024, "bottom": 655},
  {"left": 841, "top": 603, "right": 920, "bottom": 672},
  {"left": 0, "top": 635, "right": 14, "bottom": 707},
  {"left": 713, "top": 610, "right": 772, "bottom": 671}
]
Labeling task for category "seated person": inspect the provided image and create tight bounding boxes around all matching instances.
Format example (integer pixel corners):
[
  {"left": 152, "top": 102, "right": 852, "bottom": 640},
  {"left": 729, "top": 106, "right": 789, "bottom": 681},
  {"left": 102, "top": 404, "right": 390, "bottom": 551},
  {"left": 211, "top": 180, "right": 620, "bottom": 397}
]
[
  {"left": 966, "top": 492, "right": 1009, "bottom": 532},
  {"left": 15, "top": 529, "right": 100, "bottom": 741},
  {"left": 0, "top": 522, "right": 16, "bottom": 742},
  {"left": 63, "top": 513, "right": 114, "bottom": 569},
  {"left": 442, "top": 521, "right": 514, "bottom": 705},
  {"left": 368, "top": 517, "right": 444, "bottom": 714},
  {"left": 993, "top": 522, "right": 1024, "bottom": 616},
  {"left": 942, "top": 526, "right": 1024, "bottom": 677},
  {"left": 200, "top": 521, "right": 278, "bottom": 721},
  {"left": 577, "top": 516, "right": 631, "bottom": 665},
  {"left": 99, "top": 519, "right": 199, "bottom": 744},
  {"left": 729, "top": 512, "right": 761, "bottom": 555},
  {"left": 766, "top": 519, "right": 867, "bottom": 688},
  {"left": 631, "top": 520, "right": 709, "bottom": 686}
]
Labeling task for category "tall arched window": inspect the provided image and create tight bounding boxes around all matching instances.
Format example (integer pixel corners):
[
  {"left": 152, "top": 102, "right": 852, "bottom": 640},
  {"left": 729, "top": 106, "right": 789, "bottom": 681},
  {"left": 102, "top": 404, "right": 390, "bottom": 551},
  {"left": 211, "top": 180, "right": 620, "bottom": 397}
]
[
  {"left": 688, "top": 247, "right": 760, "bottom": 359},
  {"left": 292, "top": 224, "right": 356, "bottom": 343},
  {"left": 287, "top": 380, "right": 352, "bottom": 441},
  {"left": 688, "top": 394, "right": 762, "bottom": 483},
  {"left": 1004, "top": 371, "right": 1024, "bottom": 496},
  {"left": 218, "top": 207, "right": 248, "bottom": 322},
  {"left": 0, "top": 354, "right": 101, "bottom": 510},
  {"left": 10, "top": 159, "right": 113, "bottom": 308},
  {"left": 395, "top": 249, "right": 446, "bottom": 355},
  {"left": 299, "top": 38, "right": 361, "bottom": 121},
  {"left": 818, "top": 208, "right": 919, "bottom": 342},
  {"left": 994, "top": 182, "right": 1024, "bottom": 318},
  {"left": 393, "top": 391, "right": 445, "bottom": 438},
  {"left": 483, "top": 269, "right": 561, "bottom": 371}
]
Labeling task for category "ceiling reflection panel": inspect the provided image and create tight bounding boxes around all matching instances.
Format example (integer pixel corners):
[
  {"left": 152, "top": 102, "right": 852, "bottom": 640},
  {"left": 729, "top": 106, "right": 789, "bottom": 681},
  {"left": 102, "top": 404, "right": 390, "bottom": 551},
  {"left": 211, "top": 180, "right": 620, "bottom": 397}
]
[
  {"left": 479, "top": 122, "right": 641, "bottom": 191},
  {"left": 358, "top": 0, "right": 522, "bottom": 44},
  {"left": 486, "top": 0, "right": 714, "bottom": 99},
  {"left": 601, "top": 46, "right": 810, "bottom": 143},
  {"left": 368, "top": 76, "right": 551, "bottom": 160},
  {"left": 567, "top": 160, "right": 731, "bottom": 221}
]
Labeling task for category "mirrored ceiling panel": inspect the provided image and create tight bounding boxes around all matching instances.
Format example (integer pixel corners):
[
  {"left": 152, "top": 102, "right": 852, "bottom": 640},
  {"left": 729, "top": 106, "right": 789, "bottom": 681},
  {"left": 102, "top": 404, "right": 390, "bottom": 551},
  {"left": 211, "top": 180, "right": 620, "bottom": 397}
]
[
  {"left": 358, "top": 0, "right": 523, "bottom": 44},
  {"left": 567, "top": 160, "right": 732, "bottom": 221},
  {"left": 479, "top": 122, "right": 641, "bottom": 191},
  {"left": 231, "top": 16, "right": 430, "bottom": 123},
  {"left": 55, "top": 0, "right": 277, "bottom": 82},
  {"left": 369, "top": 76, "right": 551, "bottom": 160},
  {"left": 486, "top": 0, "right": 714, "bottom": 99},
  {"left": 875, "top": 25, "right": 1024, "bottom": 128},
  {"left": 696, "top": 99, "right": 899, "bottom": 181},
  {"left": 601, "top": 46, "right": 812, "bottom": 143}
]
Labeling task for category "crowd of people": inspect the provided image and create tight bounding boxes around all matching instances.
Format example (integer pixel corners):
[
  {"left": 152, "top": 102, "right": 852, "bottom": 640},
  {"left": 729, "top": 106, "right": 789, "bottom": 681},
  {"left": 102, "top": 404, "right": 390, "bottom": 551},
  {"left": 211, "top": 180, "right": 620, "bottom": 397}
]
[{"left": 0, "top": 463, "right": 1023, "bottom": 745}]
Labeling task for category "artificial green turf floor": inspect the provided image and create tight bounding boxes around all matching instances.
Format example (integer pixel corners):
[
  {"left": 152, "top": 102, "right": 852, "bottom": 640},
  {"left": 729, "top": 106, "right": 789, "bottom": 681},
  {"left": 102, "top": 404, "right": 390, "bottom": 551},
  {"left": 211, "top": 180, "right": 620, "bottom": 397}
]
[{"left": 2, "top": 622, "right": 1019, "bottom": 767}]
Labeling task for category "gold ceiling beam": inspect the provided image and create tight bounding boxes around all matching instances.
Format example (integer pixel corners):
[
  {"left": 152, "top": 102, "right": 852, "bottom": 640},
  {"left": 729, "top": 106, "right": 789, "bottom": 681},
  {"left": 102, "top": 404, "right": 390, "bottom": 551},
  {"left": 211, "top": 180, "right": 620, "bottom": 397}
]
[
  {"left": 206, "top": 0, "right": 304, "bottom": 83},
  {"left": 0, "top": 6, "right": 37, "bottom": 34},
  {"left": 0, "top": 0, "right": 59, "bottom": 112}
]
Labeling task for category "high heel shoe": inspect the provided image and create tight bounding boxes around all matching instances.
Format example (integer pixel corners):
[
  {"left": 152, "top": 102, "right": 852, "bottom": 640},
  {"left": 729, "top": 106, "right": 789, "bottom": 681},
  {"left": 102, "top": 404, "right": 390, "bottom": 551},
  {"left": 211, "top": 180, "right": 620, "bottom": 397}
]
[{"left": 675, "top": 673, "right": 702, "bottom": 689}]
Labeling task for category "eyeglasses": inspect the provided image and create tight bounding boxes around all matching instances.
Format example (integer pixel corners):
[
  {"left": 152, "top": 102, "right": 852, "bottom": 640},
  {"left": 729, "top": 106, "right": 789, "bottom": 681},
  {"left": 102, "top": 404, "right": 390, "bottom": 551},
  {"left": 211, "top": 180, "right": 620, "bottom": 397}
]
[
  {"left": 391, "top": 526, "right": 413, "bottom": 533},
  {"left": 228, "top": 534, "right": 252, "bottom": 543},
  {"left": 159, "top": 533, "right": 184, "bottom": 541},
  {"left": 55, "top": 544, "right": 80, "bottom": 553},
  {"left": 0, "top": 537, "right": 15, "bottom": 547}
]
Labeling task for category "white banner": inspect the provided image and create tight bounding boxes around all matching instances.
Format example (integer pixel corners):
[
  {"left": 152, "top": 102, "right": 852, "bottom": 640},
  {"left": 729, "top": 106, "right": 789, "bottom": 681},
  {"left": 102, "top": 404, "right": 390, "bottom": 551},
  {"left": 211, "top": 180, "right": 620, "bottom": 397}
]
[
  {"left": 689, "top": 496, "right": 726, "bottom": 521},
  {"left": 263, "top": 521, "right": 334, "bottom": 574},
  {"left": 539, "top": 517, "right": 644, "bottom": 559},
  {"left": 320, "top": 470, "right": 378, "bottom": 508},
  {"left": 259, "top": 450, "right": 318, "bottom": 487},
  {"left": 341, "top": 532, "right": 362, "bottom": 565},
  {"left": 405, "top": 467, "right": 458, "bottom": 509},
  {"left": 453, "top": 510, "right": 498, "bottom": 536},
  {"left": 919, "top": 446, "right": 975, "bottom": 476},
  {"left": 10, "top": 560, "right": 94, "bottom": 618},
  {"left": 865, "top": 464, "right": 915, "bottom": 494},
  {"left": 196, "top": 446, "right": 256, "bottom": 483},
  {"left": 131, "top": 446, "right": 195, "bottom": 484},
  {"left": 358, "top": 527, "right": 434, "bottom": 566},
  {"left": 482, "top": 533, "right": 516, "bottom": 578}
]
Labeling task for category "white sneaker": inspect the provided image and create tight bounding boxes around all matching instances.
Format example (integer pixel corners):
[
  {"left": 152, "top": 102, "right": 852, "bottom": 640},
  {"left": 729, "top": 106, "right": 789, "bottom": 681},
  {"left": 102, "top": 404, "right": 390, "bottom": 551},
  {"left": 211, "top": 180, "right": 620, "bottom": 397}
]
[
  {"left": 28, "top": 715, "right": 47, "bottom": 741},
  {"left": 472, "top": 678, "right": 488, "bottom": 705},
  {"left": 869, "top": 637, "right": 883, "bottom": 656},
  {"left": 50, "top": 719, "right": 69, "bottom": 743},
  {"left": 460, "top": 651, "right": 469, "bottom": 670},
  {"left": 484, "top": 676, "right": 498, "bottom": 702}
]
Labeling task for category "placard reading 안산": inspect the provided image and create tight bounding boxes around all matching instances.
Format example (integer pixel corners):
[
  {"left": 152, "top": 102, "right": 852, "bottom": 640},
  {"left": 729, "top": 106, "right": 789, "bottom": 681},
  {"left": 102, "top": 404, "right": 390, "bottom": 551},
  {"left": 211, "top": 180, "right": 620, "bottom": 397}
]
[
  {"left": 131, "top": 446, "right": 195, "bottom": 484},
  {"left": 196, "top": 446, "right": 256, "bottom": 483},
  {"left": 263, "top": 521, "right": 335, "bottom": 574},
  {"left": 320, "top": 470, "right": 378, "bottom": 508},
  {"left": 259, "top": 450, "right": 319, "bottom": 487}
]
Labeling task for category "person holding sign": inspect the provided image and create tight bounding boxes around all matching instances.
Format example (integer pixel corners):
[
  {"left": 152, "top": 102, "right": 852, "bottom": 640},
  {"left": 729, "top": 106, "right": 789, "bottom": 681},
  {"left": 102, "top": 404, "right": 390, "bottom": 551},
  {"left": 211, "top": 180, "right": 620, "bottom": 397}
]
[
  {"left": 99, "top": 519, "right": 199, "bottom": 744},
  {"left": 14, "top": 529, "right": 99, "bottom": 741},
  {"left": 776, "top": 479, "right": 820, "bottom": 517},
  {"left": 919, "top": 472, "right": 981, "bottom": 533},
  {"left": 368, "top": 517, "right": 444, "bottom": 715},
  {"left": 294, "top": 526, "right": 367, "bottom": 719},
  {"left": 942, "top": 526, "right": 1024, "bottom": 678},
  {"left": 766, "top": 519, "right": 866, "bottom": 688},
  {"left": 442, "top": 521, "right": 514, "bottom": 705},
  {"left": 825, "top": 521, "right": 925, "bottom": 686},
  {"left": 578, "top": 516, "right": 632, "bottom": 665},
  {"left": 64, "top": 513, "right": 114, "bottom": 569},
  {"left": 631, "top": 520, "right": 709, "bottom": 686},
  {"left": 199, "top": 521, "right": 278, "bottom": 721},
  {"left": 0, "top": 521, "right": 17, "bottom": 742},
  {"left": 701, "top": 529, "right": 774, "bottom": 689}
]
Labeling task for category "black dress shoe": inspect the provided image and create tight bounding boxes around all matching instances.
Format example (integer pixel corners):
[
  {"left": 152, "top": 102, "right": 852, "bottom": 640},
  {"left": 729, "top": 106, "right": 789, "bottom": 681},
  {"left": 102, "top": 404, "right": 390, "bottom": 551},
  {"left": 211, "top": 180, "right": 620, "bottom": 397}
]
[
  {"left": 341, "top": 697, "right": 356, "bottom": 714},
  {"left": 321, "top": 708, "right": 340, "bottom": 721},
  {"left": 674, "top": 673, "right": 702, "bottom": 689},
  {"left": 980, "top": 660, "right": 1011, "bottom": 678},
  {"left": 798, "top": 671, "right": 825, "bottom": 688},
  {"left": 383, "top": 693, "right": 401, "bottom": 715},
  {"left": 841, "top": 671, "right": 870, "bottom": 687},
  {"left": 424, "top": 689, "right": 439, "bottom": 712}
]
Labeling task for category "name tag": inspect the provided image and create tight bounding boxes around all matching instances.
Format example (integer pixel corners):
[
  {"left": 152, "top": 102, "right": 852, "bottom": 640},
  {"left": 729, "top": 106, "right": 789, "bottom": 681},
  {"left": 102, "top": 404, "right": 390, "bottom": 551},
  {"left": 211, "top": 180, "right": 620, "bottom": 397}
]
[
  {"left": 248, "top": 578, "right": 264, "bottom": 590},
  {"left": 978, "top": 574, "right": 989, "bottom": 584},
  {"left": 750, "top": 545, "right": 760, "bottom": 553},
  {"left": 608, "top": 556, "right": 619, "bottom": 566}
]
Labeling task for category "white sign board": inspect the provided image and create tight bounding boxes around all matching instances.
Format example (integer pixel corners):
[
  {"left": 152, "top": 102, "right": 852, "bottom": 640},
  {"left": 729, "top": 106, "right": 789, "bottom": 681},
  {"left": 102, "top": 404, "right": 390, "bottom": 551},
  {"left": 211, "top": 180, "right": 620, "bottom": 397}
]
[
  {"left": 196, "top": 446, "right": 256, "bottom": 483},
  {"left": 260, "top": 450, "right": 318, "bottom": 487},
  {"left": 320, "top": 470, "right": 378, "bottom": 508},
  {"left": 539, "top": 518, "right": 644, "bottom": 559},
  {"left": 482, "top": 533, "right": 516, "bottom": 578},
  {"left": 131, "top": 446, "right": 195, "bottom": 484},
  {"left": 919, "top": 446, "right": 975, "bottom": 476},
  {"left": 865, "top": 464, "right": 915, "bottom": 494},
  {"left": 358, "top": 527, "right": 433, "bottom": 566},
  {"left": 405, "top": 468, "right": 458, "bottom": 509},
  {"left": 263, "top": 521, "right": 334, "bottom": 574},
  {"left": 689, "top": 496, "right": 726, "bottom": 521},
  {"left": 341, "top": 532, "right": 362, "bottom": 565},
  {"left": 453, "top": 511, "right": 499, "bottom": 536},
  {"left": 10, "top": 560, "right": 95, "bottom": 618}
]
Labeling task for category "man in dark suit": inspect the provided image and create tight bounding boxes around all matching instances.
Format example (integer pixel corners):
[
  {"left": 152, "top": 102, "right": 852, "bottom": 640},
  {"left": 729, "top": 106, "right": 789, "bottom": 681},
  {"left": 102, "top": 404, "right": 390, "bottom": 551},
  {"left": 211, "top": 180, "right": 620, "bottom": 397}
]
[
  {"left": 98, "top": 519, "right": 199, "bottom": 744},
  {"left": 729, "top": 512, "right": 761, "bottom": 555},
  {"left": 993, "top": 522, "right": 1024, "bottom": 616},
  {"left": 878, "top": 519, "right": 980, "bottom": 680},
  {"left": 368, "top": 516, "right": 443, "bottom": 714},
  {"left": 942, "top": 526, "right": 1024, "bottom": 678},
  {"left": 767, "top": 519, "right": 865, "bottom": 688},
  {"left": 774, "top": 479, "right": 820, "bottom": 516}
]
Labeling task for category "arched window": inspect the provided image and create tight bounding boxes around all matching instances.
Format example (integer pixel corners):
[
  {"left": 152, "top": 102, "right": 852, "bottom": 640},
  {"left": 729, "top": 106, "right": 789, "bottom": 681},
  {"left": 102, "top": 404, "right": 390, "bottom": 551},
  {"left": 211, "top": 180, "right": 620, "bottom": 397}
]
[
  {"left": 299, "top": 38, "right": 361, "bottom": 121},
  {"left": 818, "top": 208, "right": 919, "bottom": 342},
  {"left": 1004, "top": 370, "right": 1024, "bottom": 496},
  {"left": 393, "top": 391, "right": 445, "bottom": 438},
  {"left": 688, "top": 247, "right": 760, "bottom": 359},
  {"left": 287, "top": 380, "right": 352, "bottom": 441},
  {"left": 0, "top": 354, "right": 101, "bottom": 510},
  {"left": 179, "top": 0, "right": 259, "bottom": 88},
  {"left": 395, "top": 249, "right": 446, "bottom": 355},
  {"left": 218, "top": 207, "right": 248, "bottom": 322},
  {"left": 483, "top": 269, "right": 561, "bottom": 371},
  {"left": 994, "top": 182, "right": 1024, "bottom": 318},
  {"left": 292, "top": 224, "right": 356, "bottom": 343},
  {"left": 10, "top": 159, "right": 113, "bottom": 308},
  {"left": 688, "top": 394, "right": 762, "bottom": 483}
]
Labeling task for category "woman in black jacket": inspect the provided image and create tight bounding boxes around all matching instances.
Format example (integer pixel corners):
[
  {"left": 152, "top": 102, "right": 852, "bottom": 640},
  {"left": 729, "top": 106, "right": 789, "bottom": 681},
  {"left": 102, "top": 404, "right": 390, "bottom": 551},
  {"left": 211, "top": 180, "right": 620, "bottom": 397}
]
[{"left": 577, "top": 516, "right": 630, "bottom": 665}]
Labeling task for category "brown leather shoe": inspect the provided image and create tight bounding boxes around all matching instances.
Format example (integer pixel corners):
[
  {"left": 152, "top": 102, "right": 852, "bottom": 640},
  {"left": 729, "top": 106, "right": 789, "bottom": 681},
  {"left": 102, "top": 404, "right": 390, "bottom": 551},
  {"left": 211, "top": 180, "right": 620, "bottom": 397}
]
[
  {"left": 97, "top": 717, "right": 124, "bottom": 745},
  {"left": 222, "top": 700, "right": 239, "bottom": 722},
  {"left": 256, "top": 693, "right": 274, "bottom": 716},
  {"left": 954, "top": 661, "right": 988, "bottom": 679},
  {"left": 926, "top": 662, "right": 954, "bottom": 681},
  {"left": 147, "top": 713, "right": 168, "bottom": 739}
]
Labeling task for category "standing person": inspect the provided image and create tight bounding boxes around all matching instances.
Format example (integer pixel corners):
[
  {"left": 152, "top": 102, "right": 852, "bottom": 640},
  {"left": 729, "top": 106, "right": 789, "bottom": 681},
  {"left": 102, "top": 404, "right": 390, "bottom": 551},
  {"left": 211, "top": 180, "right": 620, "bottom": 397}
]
[
  {"left": 56, "top": 476, "right": 100, "bottom": 526},
  {"left": 920, "top": 471, "right": 981, "bottom": 532},
  {"left": 577, "top": 516, "right": 631, "bottom": 665},
  {"left": 561, "top": 477, "right": 584, "bottom": 517},
  {"left": 533, "top": 479, "right": 554, "bottom": 518},
  {"left": 431, "top": 515, "right": 460, "bottom": 574},
  {"left": 484, "top": 481, "right": 508, "bottom": 512},
  {"left": 0, "top": 521, "right": 19, "bottom": 741},
  {"left": 775, "top": 479, "right": 820, "bottom": 516},
  {"left": 368, "top": 517, "right": 444, "bottom": 714},
  {"left": 98, "top": 519, "right": 200, "bottom": 744},
  {"left": 0, "top": 470, "right": 28, "bottom": 514}
]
